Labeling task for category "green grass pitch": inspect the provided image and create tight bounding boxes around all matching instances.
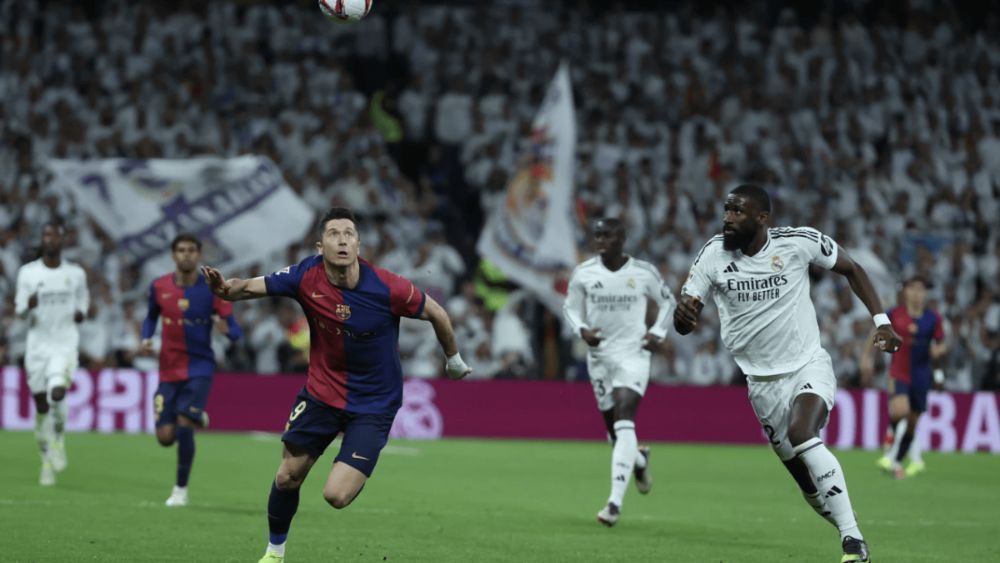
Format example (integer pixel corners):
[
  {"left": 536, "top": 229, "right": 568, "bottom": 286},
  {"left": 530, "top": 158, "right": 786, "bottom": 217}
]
[{"left": 1, "top": 432, "right": 997, "bottom": 562}]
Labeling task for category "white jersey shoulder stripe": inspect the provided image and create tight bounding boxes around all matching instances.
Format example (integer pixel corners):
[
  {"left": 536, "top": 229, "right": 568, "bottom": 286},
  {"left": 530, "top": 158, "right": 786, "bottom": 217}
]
[
  {"left": 631, "top": 259, "right": 663, "bottom": 281},
  {"left": 693, "top": 235, "right": 723, "bottom": 266}
]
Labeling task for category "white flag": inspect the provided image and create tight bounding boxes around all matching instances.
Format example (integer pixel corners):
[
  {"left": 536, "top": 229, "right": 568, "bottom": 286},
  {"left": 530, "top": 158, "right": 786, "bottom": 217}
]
[
  {"left": 477, "top": 63, "right": 577, "bottom": 313},
  {"left": 47, "top": 156, "right": 314, "bottom": 282}
]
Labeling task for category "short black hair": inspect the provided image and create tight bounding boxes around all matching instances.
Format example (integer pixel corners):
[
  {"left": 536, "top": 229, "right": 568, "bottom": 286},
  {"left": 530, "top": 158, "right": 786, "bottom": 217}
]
[
  {"left": 318, "top": 207, "right": 358, "bottom": 236},
  {"left": 595, "top": 217, "right": 625, "bottom": 234},
  {"left": 903, "top": 275, "right": 933, "bottom": 289},
  {"left": 730, "top": 184, "right": 772, "bottom": 214},
  {"left": 171, "top": 233, "right": 202, "bottom": 252},
  {"left": 42, "top": 220, "right": 66, "bottom": 235}
]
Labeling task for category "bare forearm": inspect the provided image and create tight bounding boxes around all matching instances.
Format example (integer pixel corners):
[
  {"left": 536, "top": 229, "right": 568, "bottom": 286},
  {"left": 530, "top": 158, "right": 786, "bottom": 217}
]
[
  {"left": 219, "top": 277, "right": 256, "bottom": 301},
  {"left": 422, "top": 297, "right": 459, "bottom": 357},
  {"left": 845, "top": 263, "right": 884, "bottom": 317}
]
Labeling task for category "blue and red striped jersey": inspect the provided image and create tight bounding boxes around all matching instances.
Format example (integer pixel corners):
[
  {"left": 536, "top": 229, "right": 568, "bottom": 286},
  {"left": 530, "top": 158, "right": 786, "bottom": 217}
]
[
  {"left": 142, "top": 273, "right": 242, "bottom": 382},
  {"left": 888, "top": 305, "right": 944, "bottom": 385},
  {"left": 264, "top": 255, "right": 426, "bottom": 414}
]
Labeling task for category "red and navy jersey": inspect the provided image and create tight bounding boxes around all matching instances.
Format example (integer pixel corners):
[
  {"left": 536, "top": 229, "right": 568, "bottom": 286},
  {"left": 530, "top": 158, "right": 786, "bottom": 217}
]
[
  {"left": 142, "top": 273, "right": 243, "bottom": 382},
  {"left": 264, "top": 255, "right": 426, "bottom": 414},
  {"left": 887, "top": 305, "right": 944, "bottom": 385}
]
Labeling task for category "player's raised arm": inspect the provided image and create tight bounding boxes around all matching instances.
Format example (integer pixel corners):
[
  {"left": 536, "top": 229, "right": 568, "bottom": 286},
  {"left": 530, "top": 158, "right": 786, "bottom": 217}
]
[
  {"left": 419, "top": 295, "right": 471, "bottom": 380},
  {"left": 201, "top": 266, "right": 269, "bottom": 301},
  {"left": 829, "top": 246, "right": 902, "bottom": 353}
]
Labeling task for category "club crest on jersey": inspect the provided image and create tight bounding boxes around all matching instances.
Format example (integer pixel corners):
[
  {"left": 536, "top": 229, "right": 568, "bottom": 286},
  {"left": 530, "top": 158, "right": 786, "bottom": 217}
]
[
  {"left": 771, "top": 255, "right": 784, "bottom": 272},
  {"left": 177, "top": 298, "right": 190, "bottom": 311},
  {"left": 335, "top": 303, "right": 352, "bottom": 321},
  {"left": 909, "top": 322, "right": 918, "bottom": 335},
  {"left": 627, "top": 278, "right": 636, "bottom": 289}
]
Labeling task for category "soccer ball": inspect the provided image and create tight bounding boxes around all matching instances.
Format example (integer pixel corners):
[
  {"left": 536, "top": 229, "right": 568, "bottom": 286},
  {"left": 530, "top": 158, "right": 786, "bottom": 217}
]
[{"left": 319, "top": 0, "right": 372, "bottom": 22}]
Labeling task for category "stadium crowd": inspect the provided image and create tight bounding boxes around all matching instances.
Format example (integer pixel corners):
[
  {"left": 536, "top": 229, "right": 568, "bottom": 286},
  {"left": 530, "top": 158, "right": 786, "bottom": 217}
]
[{"left": 0, "top": 0, "right": 997, "bottom": 390}]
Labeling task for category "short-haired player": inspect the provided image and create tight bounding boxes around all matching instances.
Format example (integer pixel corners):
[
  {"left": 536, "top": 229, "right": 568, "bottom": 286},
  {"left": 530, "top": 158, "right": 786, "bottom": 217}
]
[
  {"left": 870, "top": 276, "right": 947, "bottom": 478},
  {"left": 563, "top": 217, "right": 676, "bottom": 526},
  {"left": 14, "top": 221, "right": 90, "bottom": 485},
  {"left": 674, "top": 185, "right": 901, "bottom": 563},
  {"left": 140, "top": 233, "right": 243, "bottom": 506},
  {"left": 202, "top": 207, "right": 471, "bottom": 563}
]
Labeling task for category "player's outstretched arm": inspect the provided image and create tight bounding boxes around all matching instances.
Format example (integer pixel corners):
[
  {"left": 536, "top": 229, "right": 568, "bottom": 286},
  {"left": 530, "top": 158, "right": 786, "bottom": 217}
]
[
  {"left": 201, "top": 266, "right": 268, "bottom": 301},
  {"left": 830, "top": 246, "right": 902, "bottom": 353},
  {"left": 419, "top": 295, "right": 472, "bottom": 380}
]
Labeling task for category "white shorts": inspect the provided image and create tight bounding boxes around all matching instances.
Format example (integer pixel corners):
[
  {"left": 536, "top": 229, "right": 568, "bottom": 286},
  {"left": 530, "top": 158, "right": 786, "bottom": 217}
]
[
  {"left": 587, "top": 352, "right": 651, "bottom": 411},
  {"left": 746, "top": 348, "right": 837, "bottom": 461},
  {"left": 24, "top": 350, "right": 78, "bottom": 395}
]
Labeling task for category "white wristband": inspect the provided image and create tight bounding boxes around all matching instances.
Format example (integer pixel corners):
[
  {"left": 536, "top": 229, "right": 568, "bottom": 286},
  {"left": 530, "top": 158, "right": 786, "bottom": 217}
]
[
  {"left": 873, "top": 313, "right": 890, "bottom": 328},
  {"left": 933, "top": 369, "right": 945, "bottom": 384}
]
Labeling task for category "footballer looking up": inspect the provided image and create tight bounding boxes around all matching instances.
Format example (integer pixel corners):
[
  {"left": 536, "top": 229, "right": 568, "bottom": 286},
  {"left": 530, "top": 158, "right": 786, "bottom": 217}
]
[
  {"left": 202, "top": 207, "right": 472, "bottom": 563},
  {"left": 674, "top": 184, "right": 901, "bottom": 563},
  {"left": 563, "top": 217, "right": 675, "bottom": 527}
]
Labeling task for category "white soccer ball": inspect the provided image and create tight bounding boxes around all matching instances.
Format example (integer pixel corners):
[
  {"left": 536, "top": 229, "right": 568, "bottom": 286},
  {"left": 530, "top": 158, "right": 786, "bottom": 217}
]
[{"left": 318, "top": 0, "right": 372, "bottom": 23}]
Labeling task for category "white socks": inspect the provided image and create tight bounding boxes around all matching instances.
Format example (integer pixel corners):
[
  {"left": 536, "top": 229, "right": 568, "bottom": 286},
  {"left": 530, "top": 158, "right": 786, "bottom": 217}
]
[
  {"left": 609, "top": 420, "right": 638, "bottom": 507},
  {"left": 802, "top": 490, "right": 837, "bottom": 528},
  {"left": 793, "top": 438, "right": 862, "bottom": 540},
  {"left": 267, "top": 542, "right": 286, "bottom": 556},
  {"left": 50, "top": 399, "right": 67, "bottom": 440},
  {"left": 909, "top": 424, "right": 923, "bottom": 464},
  {"left": 35, "top": 412, "right": 50, "bottom": 455},
  {"left": 888, "top": 419, "right": 907, "bottom": 463},
  {"left": 634, "top": 448, "right": 647, "bottom": 469}
]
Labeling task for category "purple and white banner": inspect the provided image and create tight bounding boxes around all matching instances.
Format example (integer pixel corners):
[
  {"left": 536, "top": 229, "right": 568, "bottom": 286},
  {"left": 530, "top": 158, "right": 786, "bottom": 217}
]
[
  {"left": 47, "top": 156, "right": 313, "bottom": 280},
  {"left": 2, "top": 367, "right": 998, "bottom": 454}
]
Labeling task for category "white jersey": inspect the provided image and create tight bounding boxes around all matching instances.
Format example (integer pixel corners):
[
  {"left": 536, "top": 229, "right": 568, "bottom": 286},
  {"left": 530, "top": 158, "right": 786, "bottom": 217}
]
[
  {"left": 15, "top": 259, "right": 90, "bottom": 354},
  {"left": 564, "top": 256, "right": 676, "bottom": 358},
  {"left": 681, "top": 227, "right": 839, "bottom": 376}
]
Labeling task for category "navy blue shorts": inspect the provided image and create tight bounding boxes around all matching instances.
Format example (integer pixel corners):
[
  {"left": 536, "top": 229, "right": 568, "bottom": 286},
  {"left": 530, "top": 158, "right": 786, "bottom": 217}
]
[
  {"left": 889, "top": 378, "right": 929, "bottom": 413},
  {"left": 155, "top": 377, "right": 213, "bottom": 426},
  {"left": 281, "top": 387, "right": 396, "bottom": 477}
]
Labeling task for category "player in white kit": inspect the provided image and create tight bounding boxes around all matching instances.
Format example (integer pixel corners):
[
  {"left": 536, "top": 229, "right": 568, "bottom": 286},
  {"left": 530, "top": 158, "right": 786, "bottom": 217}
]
[
  {"left": 14, "top": 222, "right": 90, "bottom": 486},
  {"left": 564, "top": 218, "right": 676, "bottom": 527},
  {"left": 674, "top": 185, "right": 900, "bottom": 563}
]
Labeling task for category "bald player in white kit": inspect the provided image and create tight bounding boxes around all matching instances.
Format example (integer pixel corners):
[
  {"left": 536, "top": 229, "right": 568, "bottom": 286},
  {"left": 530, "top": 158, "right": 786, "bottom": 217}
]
[
  {"left": 674, "top": 184, "right": 901, "bottom": 563},
  {"left": 15, "top": 221, "right": 90, "bottom": 486},
  {"left": 564, "top": 217, "right": 676, "bottom": 527}
]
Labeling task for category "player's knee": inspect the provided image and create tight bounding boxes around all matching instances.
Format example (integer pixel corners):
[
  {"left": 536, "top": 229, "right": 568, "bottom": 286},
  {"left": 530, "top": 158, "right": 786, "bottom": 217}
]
[
  {"left": 787, "top": 426, "right": 818, "bottom": 447},
  {"left": 50, "top": 387, "right": 66, "bottom": 402},
  {"left": 322, "top": 489, "right": 354, "bottom": 510},
  {"left": 275, "top": 469, "right": 306, "bottom": 491},
  {"left": 156, "top": 429, "right": 176, "bottom": 446}
]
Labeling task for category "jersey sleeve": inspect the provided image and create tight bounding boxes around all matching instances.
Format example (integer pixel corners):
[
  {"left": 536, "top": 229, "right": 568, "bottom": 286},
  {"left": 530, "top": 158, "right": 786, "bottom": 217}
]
[
  {"left": 377, "top": 268, "right": 426, "bottom": 318},
  {"left": 141, "top": 280, "right": 160, "bottom": 340},
  {"left": 681, "top": 240, "right": 716, "bottom": 302},
  {"left": 562, "top": 268, "right": 588, "bottom": 335},
  {"left": 74, "top": 266, "right": 90, "bottom": 316},
  {"left": 643, "top": 267, "right": 676, "bottom": 339},
  {"left": 14, "top": 266, "right": 31, "bottom": 317},
  {"left": 214, "top": 295, "right": 243, "bottom": 341},
  {"left": 932, "top": 310, "right": 945, "bottom": 341},
  {"left": 792, "top": 227, "right": 838, "bottom": 270},
  {"left": 263, "top": 256, "right": 314, "bottom": 298}
]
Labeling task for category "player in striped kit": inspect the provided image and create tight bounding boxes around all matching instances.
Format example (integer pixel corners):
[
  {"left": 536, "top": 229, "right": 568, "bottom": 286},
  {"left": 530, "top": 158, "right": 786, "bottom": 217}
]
[
  {"left": 15, "top": 221, "right": 90, "bottom": 486},
  {"left": 140, "top": 233, "right": 243, "bottom": 506},
  {"left": 873, "top": 276, "right": 947, "bottom": 478},
  {"left": 674, "top": 185, "right": 901, "bottom": 562},
  {"left": 201, "top": 207, "right": 471, "bottom": 563},
  {"left": 563, "top": 217, "right": 676, "bottom": 527}
]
